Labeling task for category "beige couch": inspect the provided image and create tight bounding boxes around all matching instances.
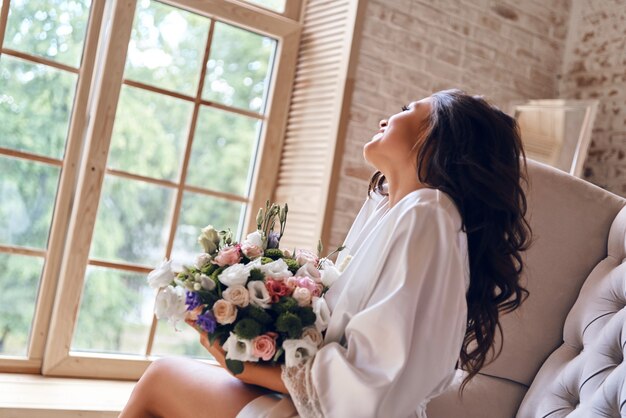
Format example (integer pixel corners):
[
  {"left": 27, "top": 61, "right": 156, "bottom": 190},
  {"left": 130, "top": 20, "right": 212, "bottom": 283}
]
[{"left": 427, "top": 159, "right": 626, "bottom": 417}]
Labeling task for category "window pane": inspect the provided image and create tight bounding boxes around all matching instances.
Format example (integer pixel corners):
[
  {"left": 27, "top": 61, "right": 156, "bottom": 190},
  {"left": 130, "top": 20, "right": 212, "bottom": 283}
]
[
  {"left": 124, "top": 0, "right": 210, "bottom": 96},
  {"left": 0, "top": 155, "right": 60, "bottom": 249},
  {"left": 107, "top": 85, "right": 193, "bottom": 180},
  {"left": 151, "top": 321, "right": 210, "bottom": 358},
  {"left": 171, "top": 192, "right": 244, "bottom": 268},
  {"left": 202, "top": 22, "right": 276, "bottom": 113},
  {"left": 72, "top": 266, "right": 153, "bottom": 354},
  {"left": 4, "top": 0, "right": 92, "bottom": 68},
  {"left": 89, "top": 177, "right": 174, "bottom": 266},
  {"left": 186, "top": 106, "right": 261, "bottom": 196},
  {"left": 244, "top": 0, "right": 286, "bottom": 13},
  {"left": 0, "top": 253, "right": 43, "bottom": 357},
  {"left": 0, "top": 54, "right": 77, "bottom": 159}
]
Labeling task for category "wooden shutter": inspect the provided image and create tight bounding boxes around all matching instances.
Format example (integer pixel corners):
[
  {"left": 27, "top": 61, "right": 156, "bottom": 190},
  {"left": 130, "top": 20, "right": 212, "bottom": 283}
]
[{"left": 274, "top": 0, "right": 366, "bottom": 252}]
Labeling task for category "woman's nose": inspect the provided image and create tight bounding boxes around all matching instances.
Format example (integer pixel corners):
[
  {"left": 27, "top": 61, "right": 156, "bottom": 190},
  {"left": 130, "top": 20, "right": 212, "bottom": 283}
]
[{"left": 379, "top": 119, "right": 388, "bottom": 128}]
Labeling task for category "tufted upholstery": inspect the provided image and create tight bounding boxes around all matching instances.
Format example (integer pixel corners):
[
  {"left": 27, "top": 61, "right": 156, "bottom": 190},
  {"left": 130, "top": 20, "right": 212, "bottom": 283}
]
[
  {"left": 427, "top": 159, "right": 626, "bottom": 417},
  {"left": 518, "top": 206, "right": 626, "bottom": 417}
]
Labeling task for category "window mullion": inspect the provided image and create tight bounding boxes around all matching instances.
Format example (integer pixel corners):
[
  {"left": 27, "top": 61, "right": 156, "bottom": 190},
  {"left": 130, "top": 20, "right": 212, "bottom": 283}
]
[
  {"left": 144, "top": 19, "right": 217, "bottom": 357},
  {"left": 0, "top": 0, "right": 9, "bottom": 50},
  {"left": 42, "top": 0, "right": 138, "bottom": 376}
]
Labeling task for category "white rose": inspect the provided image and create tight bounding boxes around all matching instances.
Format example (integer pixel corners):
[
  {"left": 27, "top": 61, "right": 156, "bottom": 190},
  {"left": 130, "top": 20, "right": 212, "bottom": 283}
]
[
  {"left": 218, "top": 263, "right": 250, "bottom": 287},
  {"left": 320, "top": 265, "right": 340, "bottom": 287},
  {"left": 222, "top": 284, "right": 250, "bottom": 307},
  {"left": 301, "top": 326, "right": 324, "bottom": 348},
  {"left": 282, "top": 338, "right": 318, "bottom": 368},
  {"left": 295, "top": 262, "right": 322, "bottom": 283},
  {"left": 222, "top": 332, "right": 259, "bottom": 362},
  {"left": 198, "top": 225, "right": 221, "bottom": 254},
  {"left": 212, "top": 299, "right": 238, "bottom": 324},
  {"left": 154, "top": 285, "right": 187, "bottom": 326},
  {"left": 147, "top": 259, "right": 175, "bottom": 289},
  {"left": 260, "top": 258, "right": 292, "bottom": 279},
  {"left": 241, "top": 242, "right": 263, "bottom": 259},
  {"left": 200, "top": 274, "right": 216, "bottom": 291},
  {"left": 196, "top": 253, "right": 213, "bottom": 269},
  {"left": 247, "top": 280, "right": 272, "bottom": 309},
  {"left": 292, "top": 287, "right": 312, "bottom": 307},
  {"left": 244, "top": 230, "right": 263, "bottom": 248},
  {"left": 312, "top": 296, "right": 331, "bottom": 332},
  {"left": 295, "top": 249, "right": 318, "bottom": 266}
]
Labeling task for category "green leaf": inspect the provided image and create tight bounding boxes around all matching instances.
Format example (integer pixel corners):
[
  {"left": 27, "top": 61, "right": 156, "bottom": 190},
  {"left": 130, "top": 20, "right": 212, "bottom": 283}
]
[
  {"left": 226, "top": 359, "right": 244, "bottom": 375},
  {"left": 272, "top": 347, "right": 284, "bottom": 362}
]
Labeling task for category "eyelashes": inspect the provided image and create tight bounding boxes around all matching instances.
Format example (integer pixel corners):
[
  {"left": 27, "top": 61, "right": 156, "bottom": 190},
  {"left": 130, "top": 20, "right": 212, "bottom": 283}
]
[{"left": 401, "top": 105, "right": 409, "bottom": 111}]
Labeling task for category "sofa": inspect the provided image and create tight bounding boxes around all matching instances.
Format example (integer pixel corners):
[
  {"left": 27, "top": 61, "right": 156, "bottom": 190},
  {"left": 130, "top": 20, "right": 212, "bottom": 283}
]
[{"left": 426, "top": 158, "right": 626, "bottom": 417}]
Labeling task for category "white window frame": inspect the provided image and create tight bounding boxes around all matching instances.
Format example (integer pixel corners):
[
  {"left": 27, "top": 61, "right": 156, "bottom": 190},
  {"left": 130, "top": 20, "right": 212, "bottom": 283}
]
[{"left": 0, "top": 0, "right": 302, "bottom": 379}]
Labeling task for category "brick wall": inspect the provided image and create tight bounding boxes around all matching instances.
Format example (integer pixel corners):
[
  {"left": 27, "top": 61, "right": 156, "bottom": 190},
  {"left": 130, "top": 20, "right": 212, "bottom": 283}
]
[
  {"left": 327, "top": 0, "right": 572, "bottom": 250},
  {"left": 559, "top": 0, "right": 626, "bottom": 197}
]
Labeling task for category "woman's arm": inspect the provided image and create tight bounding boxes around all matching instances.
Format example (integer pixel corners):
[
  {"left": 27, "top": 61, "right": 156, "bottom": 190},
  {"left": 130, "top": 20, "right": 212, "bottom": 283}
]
[{"left": 197, "top": 331, "right": 289, "bottom": 394}]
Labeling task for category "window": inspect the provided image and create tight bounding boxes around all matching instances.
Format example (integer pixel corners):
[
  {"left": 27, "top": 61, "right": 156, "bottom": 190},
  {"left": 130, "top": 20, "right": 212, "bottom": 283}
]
[{"left": 0, "top": 0, "right": 301, "bottom": 379}]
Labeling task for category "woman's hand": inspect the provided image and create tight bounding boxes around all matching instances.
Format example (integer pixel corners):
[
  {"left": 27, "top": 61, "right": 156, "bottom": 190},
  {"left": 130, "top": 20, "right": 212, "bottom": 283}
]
[
  {"left": 199, "top": 331, "right": 228, "bottom": 369},
  {"left": 185, "top": 318, "right": 289, "bottom": 394}
]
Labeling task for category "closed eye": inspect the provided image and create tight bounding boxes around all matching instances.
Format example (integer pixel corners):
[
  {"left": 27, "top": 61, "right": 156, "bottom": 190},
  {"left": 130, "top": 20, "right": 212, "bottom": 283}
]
[{"left": 401, "top": 105, "right": 409, "bottom": 111}]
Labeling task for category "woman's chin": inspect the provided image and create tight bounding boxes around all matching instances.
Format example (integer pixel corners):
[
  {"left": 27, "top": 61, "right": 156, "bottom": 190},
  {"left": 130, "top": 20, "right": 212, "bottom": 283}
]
[{"left": 369, "top": 132, "right": 384, "bottom": 142}]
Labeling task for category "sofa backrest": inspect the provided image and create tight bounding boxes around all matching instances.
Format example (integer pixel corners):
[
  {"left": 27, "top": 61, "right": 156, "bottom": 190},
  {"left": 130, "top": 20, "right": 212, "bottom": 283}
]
[
  {"left": 480, "top": 159, "right": 625, "bottom": 387},
  {"left": 517, "top": 204, "right": 626, "bottom": 417},
  {"left": 428, "top": 159, "right": 626, "bottom": 418}
]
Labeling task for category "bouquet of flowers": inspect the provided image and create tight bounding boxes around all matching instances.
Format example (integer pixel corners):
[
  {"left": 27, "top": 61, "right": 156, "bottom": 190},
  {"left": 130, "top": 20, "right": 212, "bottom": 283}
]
[{"left": 147, "top": 201, "right": 349, "bottom": 374}]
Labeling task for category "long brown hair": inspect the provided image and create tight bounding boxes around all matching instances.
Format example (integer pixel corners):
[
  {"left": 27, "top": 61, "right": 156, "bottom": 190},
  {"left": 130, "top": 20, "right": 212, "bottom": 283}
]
[{"left": 367, "top": 89, "right": 532, "bottom": 392}]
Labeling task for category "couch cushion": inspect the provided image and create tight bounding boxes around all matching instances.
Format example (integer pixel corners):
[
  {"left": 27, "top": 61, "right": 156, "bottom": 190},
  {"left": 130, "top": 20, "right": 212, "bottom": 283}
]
[
  {"left": 480, "top": 160, "right": 626, "bottom": 386},
  {"left": 516, "top": 205, "right": 626, "bottom": 417},
  {"left": 426, "top": 370, "right": 527, "bottom": 418}
]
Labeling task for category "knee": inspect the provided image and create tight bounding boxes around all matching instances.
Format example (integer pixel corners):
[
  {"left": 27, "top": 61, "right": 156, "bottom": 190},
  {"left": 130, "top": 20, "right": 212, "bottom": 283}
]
[{"left": 141, "top": 357, "right": 184, "bottom": 386}]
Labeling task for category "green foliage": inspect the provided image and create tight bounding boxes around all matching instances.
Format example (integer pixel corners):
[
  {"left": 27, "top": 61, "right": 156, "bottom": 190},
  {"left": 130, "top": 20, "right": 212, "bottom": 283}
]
[
  {"left": 233, "top": 318, "right": 262, "bottom": 340},
  {"left": 284, "top": 258, "right": 300, "bottom": 274},
  {"left": 201, "top": 263, "right": 218, "bottom": 276},
  {"left": 0, "top": 0, "right": 276, "bottom": 356},
  {"left": 275, "top": 312, "right": 302, "bottom": 339},
  {"left": 260, "top": 257, "right": 273, "bottom": 265},
  {"left": 226, "top": 358, "right": 244, "bottom": 375},
  {"left": 248, "top": 268, "right": 265, "bottom": 281},
  {"left": 243, "top": 304, "right": 273, "bottom": 325},
  {"left": 294, "top": 306, "right": 316, "bottom": 328},
  {"left": 264, "top": 248, "right": 283, "bottom": 260},
  {"left": 0, "top": 254, "right": 42, "bottom": 354},
  {"left": 271, "top": 296, "right": 298, "bottom": 314}
]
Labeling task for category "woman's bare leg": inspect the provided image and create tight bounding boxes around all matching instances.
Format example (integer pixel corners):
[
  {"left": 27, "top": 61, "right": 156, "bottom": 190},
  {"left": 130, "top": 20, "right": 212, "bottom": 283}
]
[{"left": 119, "top": 357, "right": 274, "bottom": 418}]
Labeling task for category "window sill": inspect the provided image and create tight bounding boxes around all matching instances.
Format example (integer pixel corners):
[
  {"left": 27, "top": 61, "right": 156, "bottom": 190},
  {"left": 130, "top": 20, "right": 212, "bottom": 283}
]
[{"left": 0, "top": 372, "right": 136, "bottom": 417}]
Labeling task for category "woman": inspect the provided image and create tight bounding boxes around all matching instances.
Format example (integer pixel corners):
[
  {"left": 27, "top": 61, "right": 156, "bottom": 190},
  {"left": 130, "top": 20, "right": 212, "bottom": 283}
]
[{"left": 120, "top": 89, "right": 531, "bottom": 418}]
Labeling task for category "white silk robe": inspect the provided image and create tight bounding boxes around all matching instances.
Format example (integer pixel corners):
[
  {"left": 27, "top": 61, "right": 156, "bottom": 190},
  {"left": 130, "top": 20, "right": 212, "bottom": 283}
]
[{"left": 237, "top": 187, "right": 470, "bottom": 418}]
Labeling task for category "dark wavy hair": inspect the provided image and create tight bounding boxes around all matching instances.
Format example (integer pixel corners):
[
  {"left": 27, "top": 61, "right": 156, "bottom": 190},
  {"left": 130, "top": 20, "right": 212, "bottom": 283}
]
[{"left": 367, "top": 89, "right": 532, "bottom": 393}]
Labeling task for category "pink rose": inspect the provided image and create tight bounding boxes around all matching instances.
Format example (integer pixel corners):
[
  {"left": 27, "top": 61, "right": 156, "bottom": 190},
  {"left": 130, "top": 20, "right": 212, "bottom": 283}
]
[
  {"left": 213, "top": 245, "right": 242, "bottom": 267},
  {"left": 265, "top": 278, "right": 293, "bottom": 303},
  {"left": 252, "top": 333, "right": 277, "bottom": 361},
  {"left": 314, "top": 283, "right": 323, "bottom": 297},
  {"left": 241, "top": 241, "right": 263, "bottom": 259},
  {"left": 295, "top": 249, "right": 318, "bottom": 266},
  {"left": 294, "top": 276, "right": 323, "bottom": 297},
  {"left": 285, "top": 277, "right": 298, "bottom": 291},
  {"left": 293, "top": 287, "right": 312, "bottom": 306},
  {"left": 295, "top": 262, "right": 322, "bottom": 283}
]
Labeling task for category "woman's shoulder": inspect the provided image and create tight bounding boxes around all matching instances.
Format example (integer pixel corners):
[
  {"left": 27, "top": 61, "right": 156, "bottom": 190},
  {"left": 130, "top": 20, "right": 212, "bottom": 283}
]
[{"left": 394, "top": 188, "right": 463, "bottom": 230}]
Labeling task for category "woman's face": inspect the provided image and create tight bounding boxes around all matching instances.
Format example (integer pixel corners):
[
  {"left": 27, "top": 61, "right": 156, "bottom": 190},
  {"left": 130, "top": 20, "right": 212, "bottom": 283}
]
[{"left": 363, "top": 97, "right": 432, "bottom": 175}]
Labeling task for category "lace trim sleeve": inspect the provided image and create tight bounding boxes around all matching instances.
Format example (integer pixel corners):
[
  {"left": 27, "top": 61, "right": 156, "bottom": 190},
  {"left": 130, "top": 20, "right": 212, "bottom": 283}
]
[{"left": 281, "top": 357, "right": 324, "bottom": 418}]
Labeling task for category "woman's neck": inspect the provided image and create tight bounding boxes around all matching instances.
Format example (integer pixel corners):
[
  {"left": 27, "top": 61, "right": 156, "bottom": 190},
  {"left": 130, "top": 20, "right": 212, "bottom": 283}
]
[{"left": 385, "top": 175, "right": 425, "bottom": 209}]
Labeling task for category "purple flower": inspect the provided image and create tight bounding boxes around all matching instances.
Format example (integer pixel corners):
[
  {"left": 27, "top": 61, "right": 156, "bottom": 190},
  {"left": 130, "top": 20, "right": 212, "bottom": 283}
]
[
  {"left": 186, "top": 291, "right": 202, "bottom": 311},
  {"left": 267, "top": 231, "right": 280, "bottom": 249},
  {"left": 196, "top": 310, "right": 217, "bottom": 333}
]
